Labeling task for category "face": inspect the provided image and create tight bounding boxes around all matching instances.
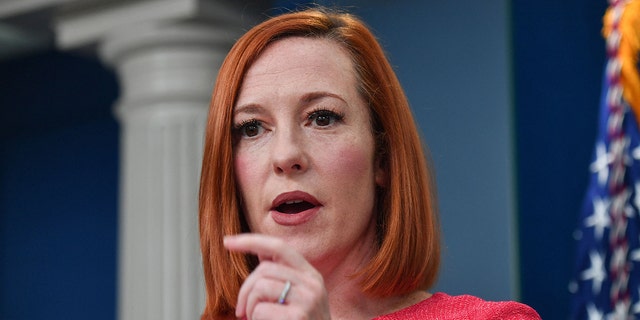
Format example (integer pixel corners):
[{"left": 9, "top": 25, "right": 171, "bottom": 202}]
[{"left": 233, "top": 37, "right": 385, "bottom": 272}]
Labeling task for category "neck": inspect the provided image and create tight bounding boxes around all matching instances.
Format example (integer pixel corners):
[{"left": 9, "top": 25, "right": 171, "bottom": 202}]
[
  {"left": 325, "top": 273, "right": 380, "bottom": 319},
  {"left": 308, "top": 220, "right": 430, "bottom": 318},
  {"left": 309, "top": 223, "right": 378, "bottom": 318},
  {"left": 311, "top": 228, "right": 427, "bottom": 319},
  {"left": 324, "top": 274, "right": 430, "bottom": 319}
]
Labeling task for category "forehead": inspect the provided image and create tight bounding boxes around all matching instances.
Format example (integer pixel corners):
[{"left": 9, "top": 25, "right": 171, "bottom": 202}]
[
  {"left": 255, "top": 36, "right": 352, "bottom": 70},
  {"left": 238, "top": 37, "right": 357, "bottom": 96}
]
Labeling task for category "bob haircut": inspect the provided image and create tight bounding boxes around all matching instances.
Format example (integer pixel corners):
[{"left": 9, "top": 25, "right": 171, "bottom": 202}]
[{"left": 199, "top": 7, "right": 440, "bottom": 319}]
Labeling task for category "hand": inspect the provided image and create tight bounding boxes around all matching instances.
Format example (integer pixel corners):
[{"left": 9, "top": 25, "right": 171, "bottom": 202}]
[{"left": 224, "top": 234, "right": 331, "bottom": 320}]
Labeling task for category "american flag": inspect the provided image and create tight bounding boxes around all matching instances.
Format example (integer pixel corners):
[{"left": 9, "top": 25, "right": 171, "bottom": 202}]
[{"left": 570, "top": 1, "right": 640, "bottom": 319}]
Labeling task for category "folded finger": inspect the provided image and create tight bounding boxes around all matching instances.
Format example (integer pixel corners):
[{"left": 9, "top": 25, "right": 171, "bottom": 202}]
[
  {"left": 236, "top": 261, "right": 299, "bottom": 317},
  {"left": 243, "top": 278, "right": 290, "bottom": 318}
]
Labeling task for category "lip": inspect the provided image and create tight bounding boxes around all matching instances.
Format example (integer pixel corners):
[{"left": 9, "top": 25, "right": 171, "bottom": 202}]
[{"left": 270, "top": 191, "right": 322, "bottom": 226}]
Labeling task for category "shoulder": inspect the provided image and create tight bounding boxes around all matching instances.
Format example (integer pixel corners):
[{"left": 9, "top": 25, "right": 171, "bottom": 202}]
[
  {"left": 375, "top": 292, "right": 541, "bottom": 320},
  {"left": 434, "top": 293, "right": 542, "bottom": 319}
]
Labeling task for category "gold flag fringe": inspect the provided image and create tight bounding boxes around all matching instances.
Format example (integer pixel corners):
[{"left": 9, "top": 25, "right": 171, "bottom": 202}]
[{"left": 603, "top": 0, "right": 640, "bottom": 124}]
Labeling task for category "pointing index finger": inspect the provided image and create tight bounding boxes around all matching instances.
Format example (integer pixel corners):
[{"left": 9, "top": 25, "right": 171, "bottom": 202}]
[{"left": 223, "top": 233, "right": 308, "bottom": 267}]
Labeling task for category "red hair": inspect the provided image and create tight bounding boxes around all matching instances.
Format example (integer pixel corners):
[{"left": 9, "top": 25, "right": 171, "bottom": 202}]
[{"left": 199, "top": 8, "right": 440, "bottom": 319}]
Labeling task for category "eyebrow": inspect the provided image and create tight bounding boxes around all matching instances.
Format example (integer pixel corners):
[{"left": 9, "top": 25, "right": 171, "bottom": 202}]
[
  {"left": 233, "top": 91, "right": 348, "bottom": 116},
  {"left": 300, "top": 91, "right": 347, "bottom": 104},
  {"left": 233, "top": 104, "right": 263, "bottom": 116}
]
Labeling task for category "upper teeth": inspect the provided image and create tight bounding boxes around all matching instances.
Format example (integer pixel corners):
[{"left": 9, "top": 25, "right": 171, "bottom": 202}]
[{"left": 285, "top": 200, "right": 303, "bottom": 204}]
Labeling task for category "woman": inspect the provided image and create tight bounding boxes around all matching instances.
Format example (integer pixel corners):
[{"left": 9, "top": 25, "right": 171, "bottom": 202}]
[{"left": 199, "top": 7, "right": 540, "bottom": 320}]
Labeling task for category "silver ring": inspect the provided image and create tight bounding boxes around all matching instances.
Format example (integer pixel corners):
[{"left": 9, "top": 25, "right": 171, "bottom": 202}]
[{"left": 277, "top": 280, "right": 291, "bottom": 304}]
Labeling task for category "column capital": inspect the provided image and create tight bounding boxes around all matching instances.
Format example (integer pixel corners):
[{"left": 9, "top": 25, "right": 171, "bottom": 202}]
[{"left": 54, "top": 0, "right": 267, "bottom": 50}]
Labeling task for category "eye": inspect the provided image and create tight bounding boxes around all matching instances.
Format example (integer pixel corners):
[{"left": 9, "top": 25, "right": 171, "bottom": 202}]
[
  {"left": 234, "top": 119, "right": 263, "bottom": 138},
  {"left": 307, "top": 109, "right": 344, "bottom": 127}
]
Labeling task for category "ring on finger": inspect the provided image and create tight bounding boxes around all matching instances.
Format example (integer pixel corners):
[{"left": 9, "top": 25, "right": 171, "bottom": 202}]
[{"left": 278, "top": 280, "right": 291, "bottom": 304}]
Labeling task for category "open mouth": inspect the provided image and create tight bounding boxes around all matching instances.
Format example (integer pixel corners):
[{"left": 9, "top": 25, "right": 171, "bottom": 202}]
[{"left": 275, "top": 200, "right": 316, "bottom": 214}]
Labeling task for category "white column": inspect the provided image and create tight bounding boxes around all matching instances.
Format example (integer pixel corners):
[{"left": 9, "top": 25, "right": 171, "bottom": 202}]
[
  {"left": 51, "top": 1, "right": 266, "bottom": 319},
  {"left": 99, "top": 22, "right": 236, "bottom": 320}
]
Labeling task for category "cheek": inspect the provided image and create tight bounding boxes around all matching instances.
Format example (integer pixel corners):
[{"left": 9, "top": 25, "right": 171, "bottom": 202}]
[
  {"left": 233, "top": 152, "right": 263, "bottom": 230},
  {"left": 326, "top": 142, "right": 376, "bottom": 183},
  {"left": 233, "top": 153, "right": 257, "bottom": 201},
  {"left": 234, "top": 154, "right": 248, "bottom": 183}
]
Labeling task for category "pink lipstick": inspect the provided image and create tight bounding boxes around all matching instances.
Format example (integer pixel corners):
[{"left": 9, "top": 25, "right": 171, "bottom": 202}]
[{"left": 270, "top": 191, "right": 321, "bottom": 225}]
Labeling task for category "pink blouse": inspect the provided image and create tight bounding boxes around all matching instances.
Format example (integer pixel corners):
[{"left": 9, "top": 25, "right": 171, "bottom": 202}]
[{"left": 374, "top": 292, "right": 541, "bottom": 319}]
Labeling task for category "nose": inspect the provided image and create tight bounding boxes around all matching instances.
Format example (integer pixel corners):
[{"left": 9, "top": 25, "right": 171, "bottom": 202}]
[{"left": 271, "top": 128, "right": 308, "bottom": 175}]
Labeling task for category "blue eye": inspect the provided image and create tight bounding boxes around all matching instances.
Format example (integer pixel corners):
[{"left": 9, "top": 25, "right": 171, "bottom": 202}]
[
  {"left": 234, "top": 119, "right": 263, "bottom": 137},
  {"left": 308, "top": 109, "right": 344, "bottom": 127}
]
